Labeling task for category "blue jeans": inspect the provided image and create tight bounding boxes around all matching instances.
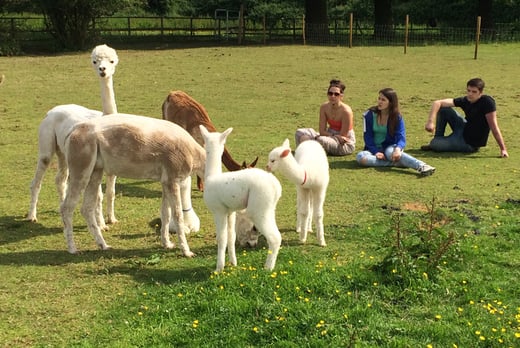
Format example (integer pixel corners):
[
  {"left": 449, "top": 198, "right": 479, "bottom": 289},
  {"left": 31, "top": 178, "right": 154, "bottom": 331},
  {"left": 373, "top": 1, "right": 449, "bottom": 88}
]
[
  {"left": 356, "top": 146, "right": 425, "bottom": 169},
  {"left": 428, "top": 107, "right": 478, "bottom": 153}
]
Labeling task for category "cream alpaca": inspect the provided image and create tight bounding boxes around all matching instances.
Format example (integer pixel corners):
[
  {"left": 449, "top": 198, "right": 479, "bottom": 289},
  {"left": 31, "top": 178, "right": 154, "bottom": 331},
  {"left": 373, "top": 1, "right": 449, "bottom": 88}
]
[
  {"left": 162, "top": 90, "right": 258, "bottom": 190},
  {"left": 200, "top": 125, "right": 282, "bottom": 271},
  {"left": 27, "top": 44, "right": 119, "bottom": 226},
  {"left": 267, "top": 139, "right": 329, "bottom": 246},
  {"left": 61, "top": 114, "right": 205, "bottom": 255}
]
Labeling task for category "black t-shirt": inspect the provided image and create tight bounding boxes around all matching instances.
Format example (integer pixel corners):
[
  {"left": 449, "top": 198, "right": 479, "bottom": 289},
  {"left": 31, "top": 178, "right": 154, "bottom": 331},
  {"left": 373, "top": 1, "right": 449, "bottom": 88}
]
[{"left": 454, "top": 95, "right": 496, "bottom": 147}]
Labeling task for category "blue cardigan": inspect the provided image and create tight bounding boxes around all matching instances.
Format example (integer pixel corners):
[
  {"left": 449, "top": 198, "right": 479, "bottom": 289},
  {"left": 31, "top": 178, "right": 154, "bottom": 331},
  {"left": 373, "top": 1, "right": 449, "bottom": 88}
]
[{"left": 362, "top": 110, "right": 406, "bottom": 154}]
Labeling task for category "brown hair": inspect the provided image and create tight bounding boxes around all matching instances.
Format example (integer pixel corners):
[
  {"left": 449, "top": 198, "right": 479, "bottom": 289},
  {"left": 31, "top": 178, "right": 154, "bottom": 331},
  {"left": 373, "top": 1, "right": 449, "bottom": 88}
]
[
  {"left": 370, "top": 87, "right": 400, "bottom": 136},
  {"left": 328, "top": 79, "right": 346, "bottom": 93}
]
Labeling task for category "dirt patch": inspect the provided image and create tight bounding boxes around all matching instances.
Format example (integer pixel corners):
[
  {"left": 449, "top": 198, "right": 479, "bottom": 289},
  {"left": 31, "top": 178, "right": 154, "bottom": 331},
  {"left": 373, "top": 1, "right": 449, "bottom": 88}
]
[{"left": 402, "top": 202, "right": 429, "bottom": 212}]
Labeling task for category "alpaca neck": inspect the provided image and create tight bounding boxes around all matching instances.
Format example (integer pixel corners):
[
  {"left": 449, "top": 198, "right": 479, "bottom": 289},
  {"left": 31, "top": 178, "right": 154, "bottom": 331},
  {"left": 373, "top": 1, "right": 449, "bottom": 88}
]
[
  {"left": 205, "top": 147, "right": 224, "bottom": 178},
  {"left": 100, "top": 77, "right": 117, "bottom": 115},
  {"left": 281, "top": 155, "right": 307, "bottom": 185}
]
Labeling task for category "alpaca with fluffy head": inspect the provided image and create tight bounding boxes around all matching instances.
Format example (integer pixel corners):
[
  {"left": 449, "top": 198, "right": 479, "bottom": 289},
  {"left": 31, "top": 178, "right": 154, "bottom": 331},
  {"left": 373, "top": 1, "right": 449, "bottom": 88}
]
[
  {"left": 267, "top": 139, "right": 329, "bottom": 246},
  {"left": 162, "top": 90, "right": 258, "bottom": 190},
  {"left": 27, "top": 44, "right": 119, "bottom": 226},
  {"left": 200, "top": 125, "right": 282, "bottom": 271},
  {"left": 61, "top": 114, "right": 205, "bottom": 256}
]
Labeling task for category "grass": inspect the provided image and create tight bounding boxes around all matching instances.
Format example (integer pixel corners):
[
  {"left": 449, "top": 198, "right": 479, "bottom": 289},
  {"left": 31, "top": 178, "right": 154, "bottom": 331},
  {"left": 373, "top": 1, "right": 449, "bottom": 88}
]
[{"left": 0, "top": 43, "right": 519, "bottom": 347}]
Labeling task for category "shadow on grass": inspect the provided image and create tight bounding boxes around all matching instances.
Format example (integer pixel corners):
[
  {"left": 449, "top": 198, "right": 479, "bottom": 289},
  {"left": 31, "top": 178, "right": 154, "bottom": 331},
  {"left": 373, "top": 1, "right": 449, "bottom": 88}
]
[
  {"left": 107, "top": 180, "right": 161, "bottom": 199},
  {"left": 0, "top": 214, "right": 62, "bottom": 245}
]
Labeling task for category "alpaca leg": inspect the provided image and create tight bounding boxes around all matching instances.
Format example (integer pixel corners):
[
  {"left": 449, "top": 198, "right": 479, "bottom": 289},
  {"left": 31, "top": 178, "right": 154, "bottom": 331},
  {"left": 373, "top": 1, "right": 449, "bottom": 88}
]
[
  {"left": 95, "top": 184, "right": 108, "bottom": 231},
  {"left": 313, "top": 192, "right": 327, "bottom": 247},
  {"left": 55, "top": 150, "right": 69, "bottom": 203},
  {"left": 227, "top": 211, "right": 237, "bottom": 267},
  {"left": 105, "top": 174, "right": 118, "bottom": 224},
  {"left": 81, "top": 168, "right": 110, "bottom": 250},
  {"left": 169, "top": 176, "right": 200, "bottom": 233},
  {"left": 214, "top": 212, "right": 229, "bottom": 272},
  {"left": 162, "top": 181, "right": 194, "bottom": 257},
  {"left": 297, "top": 190, "right": 311, "bottom": 243},
  {"left": 27, "top": 156, "right": 51, "bottom": 222},
  {"left": 196, "top": 175, "right": 204, "bottom": 191},
  {"left": 253, "top": 213, "right": 281, "bottom": 271}
]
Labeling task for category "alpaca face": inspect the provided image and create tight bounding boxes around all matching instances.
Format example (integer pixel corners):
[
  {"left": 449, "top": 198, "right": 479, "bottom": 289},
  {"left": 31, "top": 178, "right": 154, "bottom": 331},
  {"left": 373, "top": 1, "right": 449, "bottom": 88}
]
[{"left": 91, "top": 44, "right": 119, "bottom": 79}]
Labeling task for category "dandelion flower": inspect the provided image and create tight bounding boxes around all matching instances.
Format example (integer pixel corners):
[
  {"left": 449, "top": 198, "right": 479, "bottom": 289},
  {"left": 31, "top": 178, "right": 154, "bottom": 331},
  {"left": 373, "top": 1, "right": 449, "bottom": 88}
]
[
  {"left": 435, "top": 314, "right": 442, "bottom": 320},
  {"left": 253, "top": 327, "right": 259, "bottom": 333}
]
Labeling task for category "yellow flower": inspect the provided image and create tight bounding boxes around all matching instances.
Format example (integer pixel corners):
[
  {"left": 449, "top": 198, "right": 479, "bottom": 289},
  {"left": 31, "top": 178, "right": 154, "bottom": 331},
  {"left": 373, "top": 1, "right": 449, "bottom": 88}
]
[
  {"left": 435, "top": 314, "right": 442, "bottom": 320},
  {"left": 252, "top": 327, "right": 259, "bottom": 333},
  {"left": 457, "top": 307, "right": 464, "bottom": 313},
  {"left": 515, "top": 332, "right": 520, "bottom": 338},
  {"left": 177, "top": 293, "right": 183, "bottom": 298}
]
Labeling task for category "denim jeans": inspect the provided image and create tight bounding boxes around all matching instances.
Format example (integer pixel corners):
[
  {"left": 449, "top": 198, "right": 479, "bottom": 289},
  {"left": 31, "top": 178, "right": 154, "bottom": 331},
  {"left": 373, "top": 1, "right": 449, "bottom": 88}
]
[
  {"left": 428, "top": 107, "right": 478, "bottom": 153},
  {"left": 356, "top": 146, "right": 425, "bottom": 169}
]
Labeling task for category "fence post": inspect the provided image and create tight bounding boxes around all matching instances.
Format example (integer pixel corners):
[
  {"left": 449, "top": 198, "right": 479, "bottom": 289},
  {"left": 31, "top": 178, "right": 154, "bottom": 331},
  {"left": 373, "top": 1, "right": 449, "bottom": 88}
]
[
  {"left": 127, "top": 17, "right": 131, "bottom": 37},
  {"left": 302, "top": 15, "right": 306, "bottom": 45},
  {"left": 404, "top": 14, "right": 409, "bottom": 54},
  {"left": 349, "top": 13, "right": 353, "bottom": 48},
  {"left": 263, "top": 15, "right": 266, "bottom": 45},
  {"left": 474, "top": 16, "right": 481, "bottom": 59}
]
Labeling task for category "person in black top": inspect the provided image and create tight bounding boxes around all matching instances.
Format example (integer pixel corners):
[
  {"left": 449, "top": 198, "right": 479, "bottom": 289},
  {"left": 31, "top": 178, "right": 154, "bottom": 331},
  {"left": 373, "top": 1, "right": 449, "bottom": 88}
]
[{"left": 421, "top": 78, "right": 508, "bottom": 158}]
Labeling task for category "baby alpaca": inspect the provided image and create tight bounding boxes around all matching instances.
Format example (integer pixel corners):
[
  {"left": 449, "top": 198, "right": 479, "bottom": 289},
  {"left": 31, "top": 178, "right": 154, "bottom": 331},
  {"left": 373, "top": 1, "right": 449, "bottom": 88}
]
[
  {"left": 267, "top": 139, "right": 329, "bottom": 246},
  {"left": 236, "top": 210, "right": 260, "bottom": 248},
  {"left": 200, "top": 125, "right": 282, "bottom": 272}
]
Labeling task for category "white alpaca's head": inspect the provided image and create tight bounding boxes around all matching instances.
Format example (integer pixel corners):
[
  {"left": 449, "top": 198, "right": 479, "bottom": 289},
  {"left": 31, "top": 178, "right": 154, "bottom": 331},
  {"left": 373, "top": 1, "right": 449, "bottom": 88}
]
[
  {"left": 266, "top": 138, "right": 292, "bottom": 172},
  {"left": 199, "top": 125, "right": 233, "bottom": 155},
  {"left": 91, "top": 44, "right": 118, "bottom": 79}
]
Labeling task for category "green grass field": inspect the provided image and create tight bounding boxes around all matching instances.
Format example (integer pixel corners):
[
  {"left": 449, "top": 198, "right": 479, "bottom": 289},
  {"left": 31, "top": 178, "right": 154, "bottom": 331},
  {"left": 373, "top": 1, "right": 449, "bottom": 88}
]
[{"left": 0, "top": 44, "right": 519, "bottom": 347}]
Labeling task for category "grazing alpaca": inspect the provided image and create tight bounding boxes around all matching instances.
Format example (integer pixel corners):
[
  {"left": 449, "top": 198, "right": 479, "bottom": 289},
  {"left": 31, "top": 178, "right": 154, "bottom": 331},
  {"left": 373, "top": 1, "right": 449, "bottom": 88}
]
[
  {"left": 27, "top": 44, "right": 119, "bottom": 225},
  {"left": 200, "top": 125, "right": 282, "bottom": 271},
  {"left": 61, "top": 114, "right": 205, "bottom": 256},
  {"left": 267, "top": 139, "right": 329, "bottom": 246},
  {"left": 162, "top": 90, "right": 258, "bottom": 190},
  {"left": 236, "top": 210, "right": 259, "bottom": 248}
]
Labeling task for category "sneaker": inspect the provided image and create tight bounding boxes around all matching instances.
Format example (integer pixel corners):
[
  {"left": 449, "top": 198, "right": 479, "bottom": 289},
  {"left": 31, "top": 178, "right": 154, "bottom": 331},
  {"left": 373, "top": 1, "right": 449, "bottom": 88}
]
[
  {"left": 420, "top": 144, "right": 433, "bottom": 151},
  {"left": 418, "top": 164, "right": 436, "bottom": 176}
]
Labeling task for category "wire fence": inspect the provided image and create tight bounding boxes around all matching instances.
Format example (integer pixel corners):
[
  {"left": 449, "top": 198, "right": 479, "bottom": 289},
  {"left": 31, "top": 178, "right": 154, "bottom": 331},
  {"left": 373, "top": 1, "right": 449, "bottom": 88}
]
[{"left": 1, "top": 14, "right": 520, "bottom": 53}]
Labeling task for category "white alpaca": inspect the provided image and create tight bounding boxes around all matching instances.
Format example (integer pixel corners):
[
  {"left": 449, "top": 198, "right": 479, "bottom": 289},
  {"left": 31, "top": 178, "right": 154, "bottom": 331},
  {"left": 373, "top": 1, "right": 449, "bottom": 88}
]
[
  {"left": 27, "top": 44, "right": 119, "bottom": 225},
  {"left": 61, "top": 114, "right": 205, "bottom": 256},
  {"left": 200, "top": 125, "right": 282, "bottom": 272},
  {"left": 267, "top": 139, "right": 329, "bottom": 246}
]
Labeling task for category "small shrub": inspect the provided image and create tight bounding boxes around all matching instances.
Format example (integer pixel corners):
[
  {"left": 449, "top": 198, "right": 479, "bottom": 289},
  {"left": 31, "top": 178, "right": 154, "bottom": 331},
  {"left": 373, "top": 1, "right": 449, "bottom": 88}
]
[{"left": 373, "top": 197, "right": 460, "bottom": 287}]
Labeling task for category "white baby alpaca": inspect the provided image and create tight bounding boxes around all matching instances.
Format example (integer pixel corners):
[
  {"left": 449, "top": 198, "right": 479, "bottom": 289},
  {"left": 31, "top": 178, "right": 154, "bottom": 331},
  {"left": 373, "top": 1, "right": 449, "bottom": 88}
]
[
  {"left": 267, "top": 139, "right": 329, "bottom": 246},
  {"left": 200, "top": 125, "right": 282, "bottom": 272}
]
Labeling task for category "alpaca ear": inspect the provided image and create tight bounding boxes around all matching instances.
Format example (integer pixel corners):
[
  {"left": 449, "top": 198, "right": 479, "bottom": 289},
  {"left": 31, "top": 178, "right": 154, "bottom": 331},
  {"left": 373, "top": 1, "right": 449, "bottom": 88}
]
[
  {"left": 282, "top": 139, "right": 290, "bottom": 148},
  {"left": 249, "top": 156, "right": 258, "bottom": 168},
  {"left": 221, "top": 127, "right": 233, "bottom": 142},
  {"left": 199, "top": 124, "right": 209, "bottom": 137},
  {"left": 281, "top": 149, "right": 291, "bottom": 158}
]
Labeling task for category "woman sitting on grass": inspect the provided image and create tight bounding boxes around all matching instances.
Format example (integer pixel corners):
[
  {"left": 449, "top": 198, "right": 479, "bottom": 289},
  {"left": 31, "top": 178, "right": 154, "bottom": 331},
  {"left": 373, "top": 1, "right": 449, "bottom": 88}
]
[
  {"left": 356, "top": 87, "right": 436, "bottom": 176},
  {"left": 295, "top": 79, "right": 356, "bottom": 156}
]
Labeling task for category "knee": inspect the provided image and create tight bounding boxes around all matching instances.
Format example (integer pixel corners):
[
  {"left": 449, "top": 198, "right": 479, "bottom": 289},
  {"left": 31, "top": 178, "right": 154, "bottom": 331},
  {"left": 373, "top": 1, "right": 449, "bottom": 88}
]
[{"left": 356, "top": 152, "right": 368, "bottom": 165}]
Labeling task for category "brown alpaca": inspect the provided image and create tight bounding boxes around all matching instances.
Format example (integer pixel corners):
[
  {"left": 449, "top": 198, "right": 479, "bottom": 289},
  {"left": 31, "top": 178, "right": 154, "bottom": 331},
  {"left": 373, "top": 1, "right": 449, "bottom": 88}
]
[{"left": 162, "top": 90, "right": 258, "bottom": 190}]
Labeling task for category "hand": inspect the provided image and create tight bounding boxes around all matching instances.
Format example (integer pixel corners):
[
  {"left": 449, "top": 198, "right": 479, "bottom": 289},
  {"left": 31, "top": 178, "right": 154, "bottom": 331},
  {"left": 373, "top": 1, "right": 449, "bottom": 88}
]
[
  {"left": 391, "top": 148, "right": 402, "bottom": 162},
  {"left": 375, "top": 152, "right": 386, "bottom": 160},
  {"left": 334, "top": 134, "right": 347, "bottom": 144},
  {"left": 425, "top": 120, "right": 435, "bottom": 133},
  {"left": 501, "top": 149, "right": 509, "bottom": 158}
]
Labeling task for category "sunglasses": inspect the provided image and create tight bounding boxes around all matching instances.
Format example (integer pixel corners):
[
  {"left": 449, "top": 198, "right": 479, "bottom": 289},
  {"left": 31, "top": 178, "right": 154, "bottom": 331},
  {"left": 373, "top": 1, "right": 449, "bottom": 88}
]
[{"left": 327, "top": 91, "right": 341, "bottom": 97}]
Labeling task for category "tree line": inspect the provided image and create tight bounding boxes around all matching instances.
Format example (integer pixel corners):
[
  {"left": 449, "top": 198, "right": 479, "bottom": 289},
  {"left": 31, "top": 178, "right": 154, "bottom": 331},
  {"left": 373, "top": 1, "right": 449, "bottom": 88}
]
[{"left": 1, "top": 0, "right": 519, "bottom": 50}]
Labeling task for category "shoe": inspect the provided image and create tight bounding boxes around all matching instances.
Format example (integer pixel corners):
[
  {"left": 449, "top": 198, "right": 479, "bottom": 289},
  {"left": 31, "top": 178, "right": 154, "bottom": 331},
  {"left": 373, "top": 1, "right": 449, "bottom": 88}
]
[
  {"left": 418, "top": 164, "right": 436, "bottom": 176},
  {"left": 420, "top": 144, "right": 433, "bottom": 151}
]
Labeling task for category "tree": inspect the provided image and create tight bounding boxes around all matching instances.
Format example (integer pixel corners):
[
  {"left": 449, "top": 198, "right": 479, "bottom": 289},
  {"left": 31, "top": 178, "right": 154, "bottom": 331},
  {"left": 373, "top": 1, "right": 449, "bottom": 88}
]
[
  {"left": 304, "top": 0, "right": 328, "bottom": 42},
  {"left": 373, "top": 0, "right": 393, "bottom": 39},
  {"left": 38, "top": 0, "right": 125, "bottom": 50}
]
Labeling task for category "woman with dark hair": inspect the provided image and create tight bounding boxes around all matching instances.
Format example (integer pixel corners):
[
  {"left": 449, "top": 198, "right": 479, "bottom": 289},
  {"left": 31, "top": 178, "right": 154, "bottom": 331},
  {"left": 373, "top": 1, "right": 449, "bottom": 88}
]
[
  {"left": 356, "top": 88, "right": 436, "bottom": 176},
  {"left": 295, "top": 79, "right": 356, "bottom": 156}
]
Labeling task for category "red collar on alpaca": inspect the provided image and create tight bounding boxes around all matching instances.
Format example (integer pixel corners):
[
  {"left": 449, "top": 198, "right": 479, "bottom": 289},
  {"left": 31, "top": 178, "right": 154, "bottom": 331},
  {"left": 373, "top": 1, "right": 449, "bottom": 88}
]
[{"left": 301, "top": 170, "right": 307, "bottom": 185}]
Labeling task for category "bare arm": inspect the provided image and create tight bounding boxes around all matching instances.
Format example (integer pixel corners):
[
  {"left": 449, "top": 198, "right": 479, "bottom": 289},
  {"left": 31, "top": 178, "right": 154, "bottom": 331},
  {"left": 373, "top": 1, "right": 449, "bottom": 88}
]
[
  {"left": 318, "top": 104, "right": 329, "bottom": 135},
  {"left": 485, "top": 111, "right": 509, "bottom": 158},
  {"left": 425, "top": 98, "right": 455, "bottom": 133}
]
